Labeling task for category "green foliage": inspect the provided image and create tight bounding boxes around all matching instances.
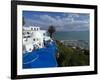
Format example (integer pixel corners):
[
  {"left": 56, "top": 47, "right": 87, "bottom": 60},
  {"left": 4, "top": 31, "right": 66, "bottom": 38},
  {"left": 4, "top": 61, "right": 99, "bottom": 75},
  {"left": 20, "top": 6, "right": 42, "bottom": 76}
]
[
  {"left": 48, "top": 25, "right": 56, "bottom": 38},
  {"left": 56, "top": 40, "right": 89, "bottom": 67}
]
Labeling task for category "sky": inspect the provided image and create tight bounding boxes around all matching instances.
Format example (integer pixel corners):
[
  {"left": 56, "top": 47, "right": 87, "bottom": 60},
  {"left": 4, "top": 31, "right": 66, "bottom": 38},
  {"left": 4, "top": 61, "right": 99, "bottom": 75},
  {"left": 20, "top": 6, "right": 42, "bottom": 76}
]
[{"left": 23, "top": 11, "right": 90, "bottom": 31}]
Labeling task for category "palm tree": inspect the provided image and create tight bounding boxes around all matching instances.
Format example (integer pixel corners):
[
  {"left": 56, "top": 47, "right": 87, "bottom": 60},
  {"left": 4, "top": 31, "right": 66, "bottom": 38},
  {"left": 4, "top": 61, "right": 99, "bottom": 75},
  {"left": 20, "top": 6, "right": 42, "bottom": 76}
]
[{"left": 48, "top": 25, "right": 56, "bottom": 38}]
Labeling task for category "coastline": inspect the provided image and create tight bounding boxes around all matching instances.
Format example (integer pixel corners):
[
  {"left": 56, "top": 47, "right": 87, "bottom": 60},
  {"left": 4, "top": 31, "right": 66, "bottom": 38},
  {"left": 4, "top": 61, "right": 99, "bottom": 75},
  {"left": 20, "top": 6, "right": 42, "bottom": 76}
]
[{"left": 57, "top": 39, "right": 89, "bottom": 50}]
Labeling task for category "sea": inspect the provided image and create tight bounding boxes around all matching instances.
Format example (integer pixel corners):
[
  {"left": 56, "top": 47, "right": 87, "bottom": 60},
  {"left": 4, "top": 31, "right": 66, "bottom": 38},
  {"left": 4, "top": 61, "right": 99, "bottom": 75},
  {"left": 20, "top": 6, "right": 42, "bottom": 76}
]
[
  {"left": 55, "top": 31, "right": 89, "bottom": 41},
  {"left": 54, "top": 31, "right": 89, "bottom": 49}
]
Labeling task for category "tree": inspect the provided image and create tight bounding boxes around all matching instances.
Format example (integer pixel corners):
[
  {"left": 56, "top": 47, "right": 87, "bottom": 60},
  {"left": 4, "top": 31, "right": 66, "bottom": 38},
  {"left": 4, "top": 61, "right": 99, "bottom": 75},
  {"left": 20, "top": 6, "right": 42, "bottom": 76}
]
[{"left": 48, "top": 25, "right": 56, "bottom": 38}]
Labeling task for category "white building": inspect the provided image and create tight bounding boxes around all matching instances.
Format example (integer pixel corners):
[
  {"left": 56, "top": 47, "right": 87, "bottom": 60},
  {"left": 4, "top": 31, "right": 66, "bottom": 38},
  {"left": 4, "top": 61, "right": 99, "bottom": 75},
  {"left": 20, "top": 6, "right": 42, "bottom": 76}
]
[{"left": 23, "top": 26, "right": 52, "bottom": 53}]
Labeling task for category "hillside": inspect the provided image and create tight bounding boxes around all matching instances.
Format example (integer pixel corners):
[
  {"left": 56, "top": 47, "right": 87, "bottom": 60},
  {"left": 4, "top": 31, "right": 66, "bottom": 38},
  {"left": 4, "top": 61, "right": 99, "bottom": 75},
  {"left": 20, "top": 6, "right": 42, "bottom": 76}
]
[{"left": 56, "top": 40, "right": 89, "bottom": 67}]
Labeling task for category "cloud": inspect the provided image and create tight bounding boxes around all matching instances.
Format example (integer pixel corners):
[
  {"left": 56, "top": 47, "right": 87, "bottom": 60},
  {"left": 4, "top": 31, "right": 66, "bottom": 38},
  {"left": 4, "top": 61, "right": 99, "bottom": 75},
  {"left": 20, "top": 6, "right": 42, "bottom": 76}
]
[
  {"left": 67, "top": 13, "right": 80, "bottom": 18},
  {"left": 24, "top": 13, "right": 89, "bottom": 31},
  {"left": 40, "top": 15, "right": 56, "bottom": 22}
]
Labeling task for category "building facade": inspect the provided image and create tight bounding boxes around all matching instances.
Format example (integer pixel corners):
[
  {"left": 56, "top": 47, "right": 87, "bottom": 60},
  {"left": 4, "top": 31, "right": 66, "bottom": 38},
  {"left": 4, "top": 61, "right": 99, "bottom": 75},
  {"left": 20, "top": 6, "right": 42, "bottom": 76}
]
[{"left": 23, "top": 26, "right": 52, "bottom": 53}]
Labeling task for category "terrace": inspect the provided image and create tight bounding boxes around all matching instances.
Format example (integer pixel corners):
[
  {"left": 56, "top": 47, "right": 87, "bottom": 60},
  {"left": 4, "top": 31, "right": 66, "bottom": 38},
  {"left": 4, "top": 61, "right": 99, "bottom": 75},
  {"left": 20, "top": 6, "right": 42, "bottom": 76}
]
[{"left": 23, "top": 41, "right": 58, "bottom": 68}]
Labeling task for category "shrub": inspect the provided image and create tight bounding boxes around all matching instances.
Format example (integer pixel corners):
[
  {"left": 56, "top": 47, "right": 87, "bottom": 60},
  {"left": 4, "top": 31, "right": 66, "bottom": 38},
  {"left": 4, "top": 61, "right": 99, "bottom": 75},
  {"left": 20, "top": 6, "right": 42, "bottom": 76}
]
[{"left": 56, "top": 40, "right": 89, "bottom": 67}]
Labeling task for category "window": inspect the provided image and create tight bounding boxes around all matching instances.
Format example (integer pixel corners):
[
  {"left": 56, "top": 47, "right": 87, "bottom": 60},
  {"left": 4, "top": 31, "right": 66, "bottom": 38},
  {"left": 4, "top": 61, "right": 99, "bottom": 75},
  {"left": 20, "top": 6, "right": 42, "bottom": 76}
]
[
  {"left": 34, "top": 28, "right": 36, "bottom": 31},
  {"left": 39, "top": 43, "right": 41, "bottom": 46},
  {"left": 22, "top": 32, "right": 24, "bottom": 35},
  {"left": 27, "top": 36, "right": 30, "bottom": 38},
  {"left": 33, "top": 38, "right": 35, "bottom": 41},
  {"left": 43, "top": 33, "right": 46, "bottom": 36},
  {"left": 31, "top": 28, "right": 33, "bottom": 30},
  {"left": 27, "top": 32, "right": 29, "bottom": 34}
]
